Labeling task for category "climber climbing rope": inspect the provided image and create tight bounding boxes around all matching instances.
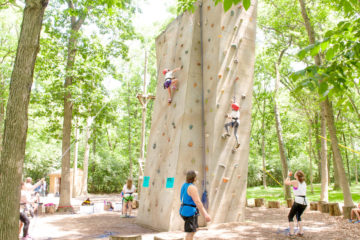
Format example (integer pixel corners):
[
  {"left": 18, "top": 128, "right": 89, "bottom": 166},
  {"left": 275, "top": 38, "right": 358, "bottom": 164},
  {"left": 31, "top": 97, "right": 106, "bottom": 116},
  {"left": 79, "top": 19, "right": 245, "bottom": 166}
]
[
  {"left": 162, "top": 67, "right": 181, "bottom": 104},
  {"left": 221, "top": 97, "right": 241, "bottom": 153}
]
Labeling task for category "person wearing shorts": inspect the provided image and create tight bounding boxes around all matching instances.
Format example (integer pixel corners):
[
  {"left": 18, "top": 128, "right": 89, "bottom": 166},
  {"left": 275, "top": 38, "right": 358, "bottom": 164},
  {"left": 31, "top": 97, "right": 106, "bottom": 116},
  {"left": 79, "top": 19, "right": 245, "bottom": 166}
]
[
  {"left": 122, "top": 179, "right": 136, "bottom": 217},
  {"left": 163, "top": 67, "right": 181, "bottom": 103},
  {"left": 285, "top": 170, "right": 308, "bottom": 238},
  {"left": 180, "top": 170, "right": 211, "bottom": 240}
]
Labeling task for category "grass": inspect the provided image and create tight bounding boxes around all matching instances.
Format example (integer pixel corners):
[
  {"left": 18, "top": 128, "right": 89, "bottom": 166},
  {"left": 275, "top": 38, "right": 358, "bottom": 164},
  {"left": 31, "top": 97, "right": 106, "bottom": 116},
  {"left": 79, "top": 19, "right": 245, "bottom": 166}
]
[{"left": 246, "top": 183, "right": 360, "bottom": 204}]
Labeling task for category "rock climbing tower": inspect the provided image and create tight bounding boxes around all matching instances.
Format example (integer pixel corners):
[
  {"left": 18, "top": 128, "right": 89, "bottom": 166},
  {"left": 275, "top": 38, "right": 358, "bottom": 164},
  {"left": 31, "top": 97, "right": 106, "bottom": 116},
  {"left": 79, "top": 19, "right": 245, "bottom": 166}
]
[{"left": 137, "top": 0, "right": 257, "bottom": 231}]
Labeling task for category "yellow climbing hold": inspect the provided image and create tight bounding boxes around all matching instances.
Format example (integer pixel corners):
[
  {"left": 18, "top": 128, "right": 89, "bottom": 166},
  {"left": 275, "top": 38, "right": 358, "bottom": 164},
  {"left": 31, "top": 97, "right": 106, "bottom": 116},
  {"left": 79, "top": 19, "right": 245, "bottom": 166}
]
[
  {"left": 218, "top": 35, "right": 222, "bottom": 38},
  {"left": 221, "top": 89, "right": 224, "bottom": 94}
]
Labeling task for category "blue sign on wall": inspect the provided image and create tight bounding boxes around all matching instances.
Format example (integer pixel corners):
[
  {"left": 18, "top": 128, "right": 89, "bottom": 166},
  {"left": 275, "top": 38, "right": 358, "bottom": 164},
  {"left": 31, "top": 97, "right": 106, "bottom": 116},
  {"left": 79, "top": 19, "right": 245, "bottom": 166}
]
[
  {"left": 143, "top": 176, "right": 150, "bottom": 187},
  {"left": 166, "top": 177, "right": 175, "bottom": 188}
]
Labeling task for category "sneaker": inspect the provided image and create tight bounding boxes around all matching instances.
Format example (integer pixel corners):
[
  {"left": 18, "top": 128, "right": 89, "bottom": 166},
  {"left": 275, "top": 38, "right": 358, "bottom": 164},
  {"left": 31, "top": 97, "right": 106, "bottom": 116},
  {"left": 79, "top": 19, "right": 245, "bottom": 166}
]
[
  {"left": 22, "top": 235, "right": 32, "bottom": 240},
  {"left": 221, "top": 133, "right": 230, "bottom": 139},
  {"left": 168, "top": 98, "right": 172, "bottom": 104}
]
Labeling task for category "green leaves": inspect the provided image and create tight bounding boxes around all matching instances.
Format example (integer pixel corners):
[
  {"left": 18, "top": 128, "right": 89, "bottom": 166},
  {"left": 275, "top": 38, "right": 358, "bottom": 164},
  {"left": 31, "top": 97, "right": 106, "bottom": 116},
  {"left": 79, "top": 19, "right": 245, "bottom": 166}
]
[{"left": 177, "top": 0, "right": 251, "bottom": 13}]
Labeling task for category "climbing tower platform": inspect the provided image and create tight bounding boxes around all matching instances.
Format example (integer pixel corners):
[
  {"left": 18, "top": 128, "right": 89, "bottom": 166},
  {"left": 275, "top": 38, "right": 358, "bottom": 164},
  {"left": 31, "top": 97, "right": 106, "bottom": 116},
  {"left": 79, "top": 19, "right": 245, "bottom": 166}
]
[{"left": 137, "top": 0, "right": 257, "bottom": 231}]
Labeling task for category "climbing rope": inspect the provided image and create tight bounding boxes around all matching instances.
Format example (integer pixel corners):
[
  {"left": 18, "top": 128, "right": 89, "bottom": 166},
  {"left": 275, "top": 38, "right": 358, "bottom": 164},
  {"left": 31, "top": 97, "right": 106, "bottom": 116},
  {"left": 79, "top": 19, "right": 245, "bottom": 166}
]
[
  {"left": 319, "top": 135, "right": 360, "bottom": 156},
  {"left": 199, "top": 1, "right": 208, "bottom": 209}
]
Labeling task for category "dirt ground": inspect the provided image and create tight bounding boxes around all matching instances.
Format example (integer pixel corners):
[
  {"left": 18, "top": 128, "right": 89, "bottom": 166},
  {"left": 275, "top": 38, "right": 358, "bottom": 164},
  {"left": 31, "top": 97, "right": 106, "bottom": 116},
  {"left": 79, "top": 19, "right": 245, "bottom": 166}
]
[{"left": 27, "top": 194, "right": 360, "bottom": 240}]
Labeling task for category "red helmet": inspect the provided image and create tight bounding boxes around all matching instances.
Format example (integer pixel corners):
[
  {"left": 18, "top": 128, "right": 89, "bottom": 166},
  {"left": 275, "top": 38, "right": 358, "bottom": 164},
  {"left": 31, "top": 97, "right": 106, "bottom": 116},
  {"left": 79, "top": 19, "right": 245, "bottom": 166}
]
[
  {"left": 162, "top": 69, "right": 169, "bottom": 75},
  {"left": 231, "top": 103, "right": 240, "bottom": 111}
]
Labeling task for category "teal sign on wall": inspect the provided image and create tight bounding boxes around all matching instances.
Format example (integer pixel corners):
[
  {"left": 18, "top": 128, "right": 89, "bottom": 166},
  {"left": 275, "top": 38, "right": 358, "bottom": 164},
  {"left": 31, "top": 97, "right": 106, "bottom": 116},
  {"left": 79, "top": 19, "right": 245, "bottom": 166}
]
[
  {"left": 143, "top": 176, "right": 150, "bottom": 187},
  {"left": 166, "top": 177, "right": 175, "bottom": 188}
]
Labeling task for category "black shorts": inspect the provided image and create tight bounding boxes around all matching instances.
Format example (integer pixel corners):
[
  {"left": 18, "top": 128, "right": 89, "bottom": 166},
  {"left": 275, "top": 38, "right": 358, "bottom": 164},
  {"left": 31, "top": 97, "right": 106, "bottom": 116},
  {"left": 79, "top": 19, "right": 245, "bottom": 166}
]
[{"left": 181, "top": 215, "right": 198, "bottom": 232}]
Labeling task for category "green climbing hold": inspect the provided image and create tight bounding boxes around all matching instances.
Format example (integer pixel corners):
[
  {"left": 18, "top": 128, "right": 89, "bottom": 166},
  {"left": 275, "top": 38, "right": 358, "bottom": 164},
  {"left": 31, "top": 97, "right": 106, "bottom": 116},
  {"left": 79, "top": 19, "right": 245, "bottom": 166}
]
[
  {"left": 153, "top": 143, "right": 156, "bottom": 149},
  {"left": 217, "top": 104, "right": 220, "bottom": 109},
  {"left": 185, "top": 50, "right": 188, "bottom": 54},
  {"left": 207, "top": 89, "right": 210, "bottom": 93},
  {"left": 231, "top": 10, "right": 234, "bottom": 16},
  {"left": 172, "top": 122, "right": 176, "bottom": 128},
  {"left": 173, "top": 103, "right": 176, "bottom": 108},
  {"left": 189, "top": 125, "right": 193, "bottom": 130},
  {"left": 191, "top": 158, "right": 196, "bottom": 164},
  {"left": 208, "top": 38, "right": 211, "bottom": 42}
]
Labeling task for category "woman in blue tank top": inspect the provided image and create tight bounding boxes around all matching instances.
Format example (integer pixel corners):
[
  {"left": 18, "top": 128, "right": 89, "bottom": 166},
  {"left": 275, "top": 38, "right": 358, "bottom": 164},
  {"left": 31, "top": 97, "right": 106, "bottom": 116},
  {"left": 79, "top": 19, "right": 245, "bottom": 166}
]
[{"left": 180, "top": 170, "right": 211, "bottom": 240}]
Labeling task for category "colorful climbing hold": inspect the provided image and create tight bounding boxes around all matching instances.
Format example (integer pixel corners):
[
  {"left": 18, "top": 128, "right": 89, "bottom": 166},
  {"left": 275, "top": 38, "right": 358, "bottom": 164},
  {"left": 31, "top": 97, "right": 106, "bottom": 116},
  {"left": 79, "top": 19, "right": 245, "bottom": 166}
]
[
  {"left": 231, "top": 43, "right": 237, "bottom": 48},
  {"left": 218, "top": 35, "right": 222, "bottom": 38},
  {"left": 207, "top": 5, "right": 210, "bottom": 10},
  {"left": 180, "top": 34, "right": 182, "bottom": 38},
  {"left": 180, "top": 44, "right": 184, "bottom": 47},
  {"left": 157, "top": 168, "right": 160, "bottom": 174},
  {"left": 211, "top": 23, "right": 214, "bottom": 28},
  {"left": 221, "top": 26, "right": 225, "bottom": 30},
  {"left": 221, "top": 89, "right": 224, "bottom": 94},
  {"left": 207, "top": 65, "right": 210, "bottom": 69},
  {"left": 210, "top": 77, "right": 213, "bottom": 80},
  {"left": 162, "top": 132, "right": 165, "bottom": 136},
  {"left": 194, "top": 83, "right": 197, "bottom": 87},
  {"left": 173, "top": 103, "right": 176, "bottom": 108},
  {"left": 231, "top": 10, "right": 234, "bottom": 16},
  {"left": 185, "top": 50, "right": 188, "bottom": 54},
  {"left": 234, "top": 25, "right": 238, "bottom": 31},
  {"left": 188, "top": 142, "right": 193, "bottom": 147},
  {"left": 235, "top": 77, "right": 239, "bottom": 81},
  {"left": 218, "top": 74, "right": 222, "bottom": 79},
  {"left": 205, "top": 166, "right": 209, "bottom": 172},
  {"left": 234, "top": 58, "right": 239, "bottom": 63},
  {"left": 189, "top": 124, "right": 193, "bottom": 130},
  {"left": 208, "top": 38, "right": 211, "bottom": 42},
  {"left": 242, "top": 94, "right": 246, "bottom": 99},
  {"left": 153, "top": 143, "right": 156, "bottom": 149},
  {"left": 223, "top": 177, "right": 230, "bottom": 183},
  {"left": 207, "top": 89, "right": 210, "bottom": 93},
  {"left": 168, "top": 137, "right": 170, "bottom": 142},
  {"left": 196, "top": 99, "right": 200, "bottom": 103},
  {"left": 205, "top": 99, "right": 208, "bottom": 104},
  {"left": 197, "top": 62, "right": 201, "bottom": 66},
  {"left": 217, "top": 104, "right": 220, "bottom": 109},
  {"left": 172, "top": 122, "right": 176, "bottom": 128},
  {"left": 210, "top": 108, "right": 213, "bottom": 112},
  {"left": 191, "top": 158, "right": 196, "bottom": 164},
  {"left": 226, "top": 67, "right": 230, "bottom": 71}
]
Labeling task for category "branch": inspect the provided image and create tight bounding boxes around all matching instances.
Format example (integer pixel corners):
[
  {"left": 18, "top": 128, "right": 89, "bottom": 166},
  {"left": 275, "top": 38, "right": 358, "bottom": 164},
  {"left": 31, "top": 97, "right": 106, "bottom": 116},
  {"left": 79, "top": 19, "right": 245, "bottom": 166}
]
[{"left": 67, "top": 0, "right": 76, "bottom": 26}]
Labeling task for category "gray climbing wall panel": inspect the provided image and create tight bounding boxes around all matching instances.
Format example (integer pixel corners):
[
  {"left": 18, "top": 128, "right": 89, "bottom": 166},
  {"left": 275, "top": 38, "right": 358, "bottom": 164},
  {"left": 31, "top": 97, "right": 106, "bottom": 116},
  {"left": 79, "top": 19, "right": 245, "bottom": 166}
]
[{"left": 137, "top": 0, "right": 257, "bottom": 231}]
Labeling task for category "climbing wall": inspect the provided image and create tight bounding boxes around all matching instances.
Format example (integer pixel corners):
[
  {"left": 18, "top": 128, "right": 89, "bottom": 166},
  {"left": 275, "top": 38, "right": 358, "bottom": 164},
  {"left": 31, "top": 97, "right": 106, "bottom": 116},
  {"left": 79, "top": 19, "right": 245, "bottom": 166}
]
[{"left": 137, "top": 0, "right": 257, "bottom": 231}]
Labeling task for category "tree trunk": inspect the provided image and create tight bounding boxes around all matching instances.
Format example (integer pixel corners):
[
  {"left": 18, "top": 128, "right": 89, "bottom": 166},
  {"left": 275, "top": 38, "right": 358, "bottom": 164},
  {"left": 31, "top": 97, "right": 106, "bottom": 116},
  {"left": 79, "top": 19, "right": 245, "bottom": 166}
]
[
  {"left": 332, "top": 150, "right": 340, "bottom": 190},
  {"left": 298, "top": 0, "right": 352, "bottom": 205},
  {"left": 81, "top": 116, "right": 92, "bottom": 195},
  {"left": 127, "top": 80, "right": 132, "bottom": 179},
  {"left": 324, "top": 99, "right": 353, "bottom": 206},
  {"left": 314, "top": 113, "right": 322, "bottom": 178},
  {"left": 72, "top": 119, "right": 79, "bottom": 197},
  {"left": 0, "top": 0, "right": 48, "bottom": 238},
  {"left": 274, "top": 60, "right": 291, "bottom": 200},
  {"left": 320, "top": 107, "right": 328, "bottom": 201},
  {"left": 58, "top": 1, "right": 86, "bottom": 211},
  {"left": 352, "top": 137, "right": 358, "bottom": 184},
  {"left": 0, "top": 73, "right": 4, "bottom": 155},
  {"left": 307, "top": 125, "right": 314, "bottom": 194},
  {"left": 342, "top": 133, "right": 351, "bottom": 185},
  {"left": 261, "top": 98, "right": 267, "bottom": 188}
]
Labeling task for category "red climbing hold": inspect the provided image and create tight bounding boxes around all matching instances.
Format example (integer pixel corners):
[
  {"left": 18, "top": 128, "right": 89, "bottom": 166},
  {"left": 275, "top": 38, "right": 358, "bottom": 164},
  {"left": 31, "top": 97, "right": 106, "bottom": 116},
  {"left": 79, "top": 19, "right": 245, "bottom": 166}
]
[
  {"left": 207, "top": 6, "right": 210, "bottom": 10},
  {"left": 221, "top": 26, "right": 225, "bottom": 30},
  {"left": 188, "top": 142, "right": 193, "bottom": 147},
  {"left": 211, "top": 23, "right": 214, "bottom": 28},
  {"left": 194, "top": 83, "right": 197, "bottom": 87}
]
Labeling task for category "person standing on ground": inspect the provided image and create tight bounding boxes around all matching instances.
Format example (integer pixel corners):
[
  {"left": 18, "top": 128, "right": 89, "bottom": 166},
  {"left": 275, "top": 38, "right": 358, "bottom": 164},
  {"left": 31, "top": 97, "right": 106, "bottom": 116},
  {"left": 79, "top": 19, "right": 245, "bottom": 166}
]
[
  {"left": 285, "top": 170, "right": 308, "bottom": 238},
  {"left": 180, "top": 170, "right": 211, "bottom": 240},
  {"left": 122, "top": 179, "right": 136, "bottom": 217},
  {"left": 19, "top": 178, "right": 44, "bottom": 240}
]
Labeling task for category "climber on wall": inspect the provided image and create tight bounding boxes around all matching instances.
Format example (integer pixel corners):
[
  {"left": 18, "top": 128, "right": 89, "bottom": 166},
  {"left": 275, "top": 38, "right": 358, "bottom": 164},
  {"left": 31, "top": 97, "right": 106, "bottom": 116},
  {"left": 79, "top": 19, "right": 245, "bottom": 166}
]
[
  {"left": 163, "top": 67, "right": 181, "bottom": 104},
  {"left": 222, "top": 98, "right": 241, "bottom": 151}
]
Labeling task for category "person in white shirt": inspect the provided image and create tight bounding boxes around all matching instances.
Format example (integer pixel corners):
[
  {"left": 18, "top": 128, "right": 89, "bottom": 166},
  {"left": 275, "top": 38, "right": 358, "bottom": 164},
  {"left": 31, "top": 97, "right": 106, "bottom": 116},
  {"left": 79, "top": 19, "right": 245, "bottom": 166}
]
[
  {"left": 163, "top": 67, "right": 181, "bottom": 104},
  {"left": 122, "top": 179, "right": 136, "bottom": 217},
  {"left": 19, "top": 178, "right": 44, "bottom": 240},
  {"left": 285, "top": 170, "right": 308, "bottom": 238},
  {"left": 222, "top": 100, "right": 241, "bottom": 149}
]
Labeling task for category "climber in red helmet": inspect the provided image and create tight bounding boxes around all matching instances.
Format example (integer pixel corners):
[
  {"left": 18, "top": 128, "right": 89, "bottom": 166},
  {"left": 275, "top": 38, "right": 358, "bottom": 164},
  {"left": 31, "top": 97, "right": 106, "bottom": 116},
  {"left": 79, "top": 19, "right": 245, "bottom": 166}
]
[
  {"left": 163, "top": 66, "right": 181, "bottom": 104},
  {"left": 222, "top": 98, "right": 241, "bottom": 151}
]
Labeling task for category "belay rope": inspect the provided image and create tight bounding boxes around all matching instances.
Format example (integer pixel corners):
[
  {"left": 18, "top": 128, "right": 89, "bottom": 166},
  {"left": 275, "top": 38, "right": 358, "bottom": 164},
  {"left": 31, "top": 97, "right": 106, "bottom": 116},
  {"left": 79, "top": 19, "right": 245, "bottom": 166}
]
[{"left": 199, "top": 1, "right": 208, "bottom": 210}]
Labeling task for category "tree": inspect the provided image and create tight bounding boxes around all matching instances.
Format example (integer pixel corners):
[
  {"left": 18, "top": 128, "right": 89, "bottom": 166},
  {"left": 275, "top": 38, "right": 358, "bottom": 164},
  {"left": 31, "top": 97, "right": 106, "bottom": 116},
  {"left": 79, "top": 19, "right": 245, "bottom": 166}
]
[
  {"left": 297, "top": 0, "right": 354, "bottom": 208},
  {"left": 0, "top": 0, "right": 49, "bottom": 238}
]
